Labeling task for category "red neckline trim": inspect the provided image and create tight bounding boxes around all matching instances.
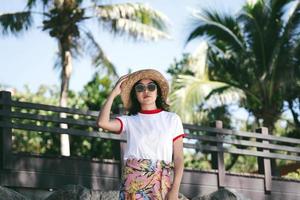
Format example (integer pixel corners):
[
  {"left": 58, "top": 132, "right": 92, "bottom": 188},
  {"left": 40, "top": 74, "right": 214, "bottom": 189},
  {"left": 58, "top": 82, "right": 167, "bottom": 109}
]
[{"left": 139, "top": 109, "right": 163, "bottom": 114}]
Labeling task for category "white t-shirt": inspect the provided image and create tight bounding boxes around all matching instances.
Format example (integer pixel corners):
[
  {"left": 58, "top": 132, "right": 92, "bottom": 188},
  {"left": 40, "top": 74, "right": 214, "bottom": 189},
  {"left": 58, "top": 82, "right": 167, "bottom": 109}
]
[{"left": 116, "top": 109, "right": 185, "bottom": 162}]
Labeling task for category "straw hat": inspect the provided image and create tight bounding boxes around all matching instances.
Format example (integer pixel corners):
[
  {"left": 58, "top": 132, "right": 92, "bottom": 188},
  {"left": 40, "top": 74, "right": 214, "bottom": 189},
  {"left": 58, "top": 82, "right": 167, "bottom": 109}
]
[{"left": 120, "top": 69, "right": 169, "bottom": 110}]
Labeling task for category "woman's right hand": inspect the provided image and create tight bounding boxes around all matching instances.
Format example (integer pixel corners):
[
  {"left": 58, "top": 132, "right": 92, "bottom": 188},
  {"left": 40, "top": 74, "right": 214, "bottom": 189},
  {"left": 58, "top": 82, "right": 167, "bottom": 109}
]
[
  {"left": 96, "top": 74, "right": 129, "bottom": 132},
  {"left": 111, "top": 74, "right": 129, "bottom": 96}
]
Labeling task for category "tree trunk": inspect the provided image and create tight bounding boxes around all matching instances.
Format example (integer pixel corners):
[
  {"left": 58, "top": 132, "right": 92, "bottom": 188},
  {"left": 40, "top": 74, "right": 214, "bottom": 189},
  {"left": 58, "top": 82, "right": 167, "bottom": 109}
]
[
  {"left": 288, "top": 99, "right": 300, "bottom": 129},
  {"left": 259, "top": 105, "right": 280, "bottom": 135},
  {"left": 260, "top": 108, "right": 281, "bottom": 176},
  {"left": 59, "top": 50, "right": 72, "bottom": 156}
]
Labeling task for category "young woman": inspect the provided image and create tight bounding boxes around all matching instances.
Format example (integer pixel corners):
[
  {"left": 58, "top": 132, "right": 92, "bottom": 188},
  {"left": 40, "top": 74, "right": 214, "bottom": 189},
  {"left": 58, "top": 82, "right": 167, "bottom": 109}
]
[{"left": 97, "top": 69, "right": 185, "bottom": 200}]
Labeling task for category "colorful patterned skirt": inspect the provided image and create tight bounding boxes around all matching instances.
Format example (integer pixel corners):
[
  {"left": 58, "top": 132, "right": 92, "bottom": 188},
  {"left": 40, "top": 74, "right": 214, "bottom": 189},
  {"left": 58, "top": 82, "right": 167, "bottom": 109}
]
[{"left": 119, "top": 159, "right": 173, "bottom": 200}]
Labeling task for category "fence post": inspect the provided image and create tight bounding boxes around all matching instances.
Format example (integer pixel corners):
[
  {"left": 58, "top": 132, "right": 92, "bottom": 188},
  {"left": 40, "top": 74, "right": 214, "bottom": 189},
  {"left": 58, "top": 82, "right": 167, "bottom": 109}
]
[
  {"left": 256, "top": 127, "right": 272, "bottom": 193},
  {"left": 215, "top": 120, "right": 226, "bottom": 188},
  {"left": 0, "top": 91, "right": 12, "bottom": 169}
]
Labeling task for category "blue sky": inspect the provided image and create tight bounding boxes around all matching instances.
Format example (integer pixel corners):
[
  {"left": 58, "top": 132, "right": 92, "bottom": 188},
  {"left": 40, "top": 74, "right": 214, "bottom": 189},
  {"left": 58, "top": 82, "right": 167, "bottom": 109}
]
[{"left": 0, "top": 0, "right": 246, "bottom": 93}]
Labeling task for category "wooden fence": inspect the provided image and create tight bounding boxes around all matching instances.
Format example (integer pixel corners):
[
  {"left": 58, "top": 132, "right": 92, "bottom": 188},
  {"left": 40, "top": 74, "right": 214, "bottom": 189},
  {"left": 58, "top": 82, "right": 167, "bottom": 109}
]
[{"left": 1, "top": 90, "right": 300, "bottom": 200}]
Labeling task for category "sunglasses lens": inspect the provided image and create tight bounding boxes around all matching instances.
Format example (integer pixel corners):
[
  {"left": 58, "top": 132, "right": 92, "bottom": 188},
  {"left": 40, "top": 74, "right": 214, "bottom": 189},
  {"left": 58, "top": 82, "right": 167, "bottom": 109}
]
[
  {"left": 135, "top": 84, "right": 145, "bottom": 92},
  {"left": 147, "top": 83, "right": 157, "bottom": 91},
  {"left": 135, "top": 82, "right": 157, "bottom": 92}
]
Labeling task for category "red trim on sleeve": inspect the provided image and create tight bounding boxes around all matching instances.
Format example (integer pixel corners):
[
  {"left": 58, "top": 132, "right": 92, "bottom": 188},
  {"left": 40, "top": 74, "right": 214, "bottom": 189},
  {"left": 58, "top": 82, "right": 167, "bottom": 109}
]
[
  {"left": 115, "top": 118, "right": 123, "bottom": 134},
  {"left": 173, "top": 133, "right": 187, "bottom": 142}
]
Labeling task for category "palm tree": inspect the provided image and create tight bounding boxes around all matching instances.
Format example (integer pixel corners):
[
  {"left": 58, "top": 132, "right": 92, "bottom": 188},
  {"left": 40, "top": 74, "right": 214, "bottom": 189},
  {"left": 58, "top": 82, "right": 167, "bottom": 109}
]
[
  {"left": 0, "top": 0, "right": 170, "bottom": 155},
  {"left": 186, "top": 0, "right": 300, "bottom": 133}
]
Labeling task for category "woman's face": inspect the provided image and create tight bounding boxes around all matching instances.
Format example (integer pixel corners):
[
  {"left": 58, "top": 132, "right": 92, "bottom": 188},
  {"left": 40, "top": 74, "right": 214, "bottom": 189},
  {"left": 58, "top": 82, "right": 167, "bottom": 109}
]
[{"left": 134, "top": 79, "right": 158, "bottom": 107}]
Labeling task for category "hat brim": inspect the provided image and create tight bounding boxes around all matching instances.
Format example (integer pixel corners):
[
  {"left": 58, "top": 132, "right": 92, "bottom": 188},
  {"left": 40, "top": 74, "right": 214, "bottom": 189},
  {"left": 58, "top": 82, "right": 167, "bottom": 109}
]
[{"left": 120, "top": 69, "right": 169, "bottom": 110}]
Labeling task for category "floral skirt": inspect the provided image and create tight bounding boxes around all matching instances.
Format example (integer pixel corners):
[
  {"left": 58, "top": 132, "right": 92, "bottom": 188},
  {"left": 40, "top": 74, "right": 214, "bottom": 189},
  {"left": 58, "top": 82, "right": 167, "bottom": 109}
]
[{"left": 119, "top": 159, "right": 173, "bottom": 200}]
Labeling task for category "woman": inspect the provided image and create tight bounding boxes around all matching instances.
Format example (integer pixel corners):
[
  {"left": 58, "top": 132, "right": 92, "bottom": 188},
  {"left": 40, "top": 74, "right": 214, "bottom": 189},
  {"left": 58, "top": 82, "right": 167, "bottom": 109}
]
[{"left": 97, "top": 69, "right": 185, "bottom": 200}]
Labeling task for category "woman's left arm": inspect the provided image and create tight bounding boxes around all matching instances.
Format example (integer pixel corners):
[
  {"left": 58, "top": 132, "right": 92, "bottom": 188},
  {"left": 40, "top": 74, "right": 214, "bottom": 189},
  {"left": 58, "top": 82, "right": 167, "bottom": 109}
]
[{"left": 166, "top": 137, "right": 184, "bottom": 200}]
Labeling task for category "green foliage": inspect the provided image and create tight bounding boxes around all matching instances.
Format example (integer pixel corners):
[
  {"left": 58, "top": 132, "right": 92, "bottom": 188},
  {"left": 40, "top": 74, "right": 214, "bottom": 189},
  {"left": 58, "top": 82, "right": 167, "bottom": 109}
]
[
  {"left": 183, "top": 151, "right": 258, "bottom": 173},
  {"left": 12, "top": 131, "right": 60, "bottom": 155},
  {"left": 5, "top": 73, "right": 121, "bottom": 160},
  {"left": 11, "top": 85, "right": 61, "bottom": 155},
  {"left": 42, "top": 6, "right": 84, "bottom": 39},
  {"left": 79, "top": 73, "right": 122, "bottom": 112},
  {"left": 72, "top": 73, "right": 122, "bottom": 160},
  {"left": 167, "top": 54, "right": 194, "bottom": 78},
  {"left": 225, "top": 154, "right": 258, "bottom": 173},
  {"left": 184, "top": 151, "right": 211, "bottom": 170},
  {"left": 284, "top": 169, "right": 300, "bottom": 180},
  {"left": 12, "top": 84, "right": 59, "bottom": 105},
  {"left": 0, "top": 11, "right": 32, "bottom": 36}
]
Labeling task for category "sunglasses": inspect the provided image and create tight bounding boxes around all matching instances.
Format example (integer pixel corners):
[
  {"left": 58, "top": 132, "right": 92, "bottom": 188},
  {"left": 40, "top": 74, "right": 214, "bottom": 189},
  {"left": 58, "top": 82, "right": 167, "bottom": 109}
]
[{"left": 134, "top": 82, "right": 157, "bottom": 93}]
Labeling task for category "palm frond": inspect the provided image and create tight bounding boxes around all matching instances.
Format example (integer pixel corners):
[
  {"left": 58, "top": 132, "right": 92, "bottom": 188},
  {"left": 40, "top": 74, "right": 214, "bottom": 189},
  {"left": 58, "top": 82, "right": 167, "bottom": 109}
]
[
  {"left": 189, "top": 42, "right": 208, "bottom": 76},
  {"left": 170, "top": 74, "right": 244, "bottom": 123},
  {"left": 26, "top": 0, "right": 52, "bottom": 9},
  {"left": 0, "top": 11, "right": 33, "bottom": 36},
  {"left": 205, "top": 85, "right": 246, "bottom": 106},
  {"left": 26, "top": 0, "right": 38, "bottom": 9},
  {"left": 95, "top": 3, "right": 170, "bottom": 41},
  {"left": 187, "top": 9, "right": 245, "bottom": 51},
  {"left": 267, "top": 1, "right": 300, "bottom": 100},
  {"left": 82, "top": 31, "right": 118, "bottom": 77}
]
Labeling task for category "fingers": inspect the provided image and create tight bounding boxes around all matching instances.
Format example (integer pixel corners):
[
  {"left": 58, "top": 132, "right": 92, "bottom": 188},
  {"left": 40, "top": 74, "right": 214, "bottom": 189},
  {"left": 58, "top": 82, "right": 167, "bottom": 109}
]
[{"left": 116, "top": 74, "right": 129, "bottom": 86}]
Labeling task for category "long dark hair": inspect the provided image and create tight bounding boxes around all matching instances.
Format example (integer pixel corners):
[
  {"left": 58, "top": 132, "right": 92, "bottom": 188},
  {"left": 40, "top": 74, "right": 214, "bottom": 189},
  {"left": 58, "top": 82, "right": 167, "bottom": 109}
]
[{"left": 128, "top": 80, "right": 169, "bottom": 115}]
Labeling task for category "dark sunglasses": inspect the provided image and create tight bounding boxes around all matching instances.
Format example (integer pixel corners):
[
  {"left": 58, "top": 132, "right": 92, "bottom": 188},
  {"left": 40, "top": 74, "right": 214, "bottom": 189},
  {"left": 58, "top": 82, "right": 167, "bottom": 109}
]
[{"left": 134, "top": 82, "right": 157, "bottom": 93}]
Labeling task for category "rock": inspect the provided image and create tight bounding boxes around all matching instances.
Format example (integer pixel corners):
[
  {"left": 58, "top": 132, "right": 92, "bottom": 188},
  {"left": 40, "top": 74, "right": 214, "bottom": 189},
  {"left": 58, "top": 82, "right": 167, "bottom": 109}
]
[
  {"left": 44, "top": 185, "right": 91, "bottom": 200},
  {"left": 0, "top": 186, "right": 29, "bottom": 200},
  {"left": 192, "top": 188, "right": 250, "bottom": 200},
  {"left": 178, "top": 192, "right": 190, "bottom": 200},
  {"left": 90, "top": 190, "right": 119, "bottom": 200},
  {"left": 44, "top": 186, "right": 120, "bottom": 200}
]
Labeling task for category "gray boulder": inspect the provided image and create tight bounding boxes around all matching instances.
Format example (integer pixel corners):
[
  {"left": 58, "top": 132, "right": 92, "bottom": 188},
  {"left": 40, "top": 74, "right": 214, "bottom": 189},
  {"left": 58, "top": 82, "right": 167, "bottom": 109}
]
[
  {"left": 44, "top": 186, "right": 120, "bottom": 200},
  {"left": 0, "top": 186, "right": 29, "bottom": 200},
  {"left": 192, "top": 188, "right": 250, "bottom": 200},
  {"left": 90, "top": 190, "right": 119, "bottom": 200},
  {"left": 178, "top": 192, "right": 189, "bottom": 200},
  {"left": 44, "top": 185, "right": 91, "bottom": 200}
]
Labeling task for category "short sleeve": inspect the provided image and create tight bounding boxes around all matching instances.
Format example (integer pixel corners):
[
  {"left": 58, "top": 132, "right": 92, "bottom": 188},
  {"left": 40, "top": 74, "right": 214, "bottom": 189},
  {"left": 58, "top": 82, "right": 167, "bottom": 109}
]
[
  {"left": 173, "top": 114, "right": 185, "bottom": 142},
  {"left": 115, "top": 115, "right": 127, "bottom": 134}
]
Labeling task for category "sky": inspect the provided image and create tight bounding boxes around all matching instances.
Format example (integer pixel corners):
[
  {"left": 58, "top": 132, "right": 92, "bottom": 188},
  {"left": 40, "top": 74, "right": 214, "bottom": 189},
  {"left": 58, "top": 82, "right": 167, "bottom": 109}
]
[{"left": 0, "top": 0, "right": 246, "bottom": 93}]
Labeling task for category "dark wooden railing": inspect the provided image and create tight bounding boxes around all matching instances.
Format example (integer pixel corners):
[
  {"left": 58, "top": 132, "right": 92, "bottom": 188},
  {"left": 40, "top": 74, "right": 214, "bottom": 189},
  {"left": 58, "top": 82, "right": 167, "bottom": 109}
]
[{"left": 1, "top": 90, "right": 300, "bottom": 200}]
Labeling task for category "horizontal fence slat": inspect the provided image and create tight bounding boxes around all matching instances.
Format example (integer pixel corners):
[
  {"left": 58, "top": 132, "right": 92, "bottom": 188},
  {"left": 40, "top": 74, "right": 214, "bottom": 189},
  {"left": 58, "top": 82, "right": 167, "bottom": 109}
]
[
  {"left": 0, "top": 110, "right": 98, "bottom": 128},
  {"left": 183, "top": 143, "right": 300, "bottom": 162},
  {"left": 1, "top": 100, "right": 99, "bottom": 117},
  {"left": 0, "top": 122, "right": 126, "bottom": 142},
  {"left": 185, "top": 134, "right": 300, "bottom": 153},
  {"left": 184, "top": 124, "right": 300, "bottom": 145}
]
